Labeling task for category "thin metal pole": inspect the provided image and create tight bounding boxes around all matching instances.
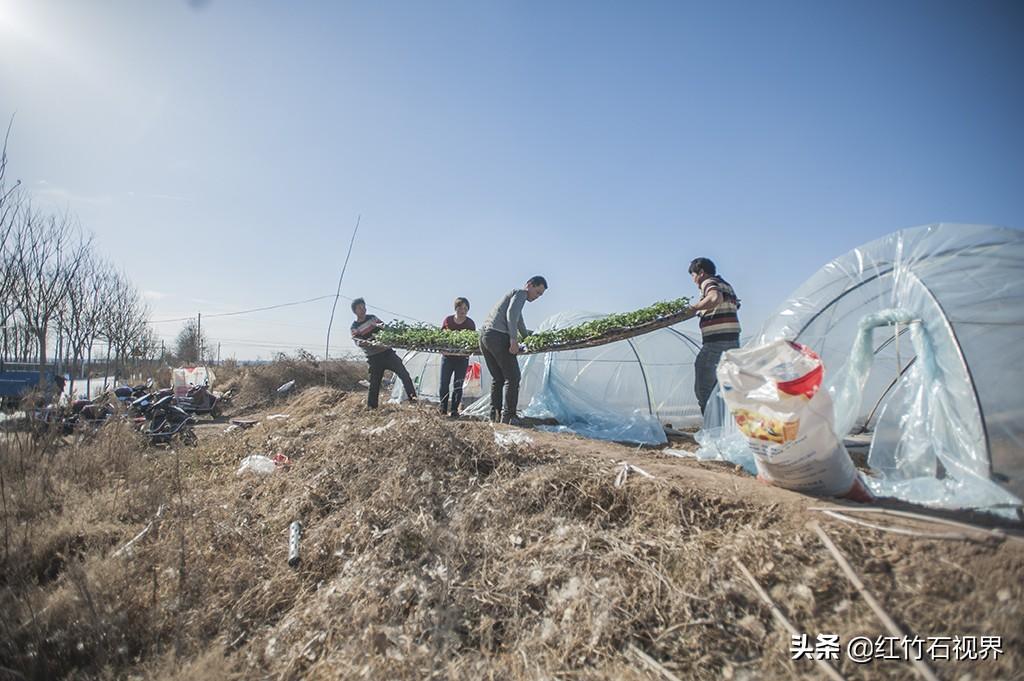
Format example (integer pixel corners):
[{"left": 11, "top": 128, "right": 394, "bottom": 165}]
[{"left": 324, "top": 215, "right": 361, "bottom": 385}]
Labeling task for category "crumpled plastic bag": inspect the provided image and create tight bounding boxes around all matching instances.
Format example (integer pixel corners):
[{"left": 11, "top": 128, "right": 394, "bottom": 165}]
[{"left": 236, "top": 454, "right": 276, "bottom": 476}]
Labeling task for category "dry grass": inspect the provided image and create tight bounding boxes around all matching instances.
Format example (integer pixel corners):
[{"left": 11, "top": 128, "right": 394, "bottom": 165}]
[
  {"left": 214, "top": 353, "right": 365, "bottom": 414},
  {"left": 0, "top": 383, "right": 1021, "bottom": 680}
]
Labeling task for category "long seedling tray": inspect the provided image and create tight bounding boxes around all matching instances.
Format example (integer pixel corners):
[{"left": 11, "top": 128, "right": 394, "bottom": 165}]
[{"left": 358, "top": 306, "right": 696, "bottom": 356}]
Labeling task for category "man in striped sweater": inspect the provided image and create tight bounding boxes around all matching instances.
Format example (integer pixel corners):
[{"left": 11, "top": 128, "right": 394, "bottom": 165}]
[{"left": 688, "top": 258, "right": 741, "bottom": 416}]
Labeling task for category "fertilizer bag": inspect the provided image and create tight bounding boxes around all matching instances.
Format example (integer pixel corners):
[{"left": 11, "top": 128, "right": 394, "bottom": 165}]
[{"left": 717, "top": 340, "right": 869, "bottom": 499}]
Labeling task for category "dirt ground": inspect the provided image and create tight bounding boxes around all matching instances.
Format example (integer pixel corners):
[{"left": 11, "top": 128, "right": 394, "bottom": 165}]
[{"left": 1, "top": 386, "right": 1021, "bottom": 680}]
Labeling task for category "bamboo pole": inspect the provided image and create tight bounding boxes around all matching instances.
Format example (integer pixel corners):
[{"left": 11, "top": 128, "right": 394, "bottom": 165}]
[{"left": 810, "top": 522, "right": 939, "bottom": 681}]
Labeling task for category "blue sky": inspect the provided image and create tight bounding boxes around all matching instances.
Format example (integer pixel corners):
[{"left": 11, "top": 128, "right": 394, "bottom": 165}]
[{"left": 2, "top": 0, "right": 1022, "bottom": 359}]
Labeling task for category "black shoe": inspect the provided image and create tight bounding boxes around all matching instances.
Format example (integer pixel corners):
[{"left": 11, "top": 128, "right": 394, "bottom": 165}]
[{"left": 500, "top": 414, "right": 523, "bottom": 427}]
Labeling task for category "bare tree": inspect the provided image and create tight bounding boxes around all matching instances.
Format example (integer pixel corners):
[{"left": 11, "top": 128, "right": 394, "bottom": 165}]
[
  {"left": 9, "top": 204, "right": 92, "bottom": 383},
  {"left": 98, "top": 270, "right": 150, "bottom": 383},
  {"left": 60, "top": 250, "right": 110, "bottom": 396},
  {"left": 173, "top": 318, "right": 208, "bottom": 365},
  {"left": 0, "top": 119, "right": 22, "bottom": 370},
  {"left": 1, "top": 123, "right": 151, "bottom": 388}
]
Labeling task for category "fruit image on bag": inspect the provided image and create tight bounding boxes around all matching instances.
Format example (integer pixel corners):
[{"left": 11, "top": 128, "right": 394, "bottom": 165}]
[{"left": 717, "top": 340, "right": 872, "bottom": 500}]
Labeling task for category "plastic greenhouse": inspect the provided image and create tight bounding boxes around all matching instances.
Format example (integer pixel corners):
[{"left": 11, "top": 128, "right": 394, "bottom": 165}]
[
  {"left": 701, "top": 223, "right": 1024, "bottom": 516},
  {"left": 393, "top": 311, "right": 705, "bottom": 443}
]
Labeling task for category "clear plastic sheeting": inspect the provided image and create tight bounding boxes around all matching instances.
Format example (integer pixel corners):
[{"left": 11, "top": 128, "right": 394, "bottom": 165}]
[
  {"left": 389, "top": 353, "right": 488, "bottom": 405},
  {"left": 400, "top": 310, "right": 703, "bottom": 443},
  {"left": 699, "top": 224, "right": 1024, "bottom": 517}
]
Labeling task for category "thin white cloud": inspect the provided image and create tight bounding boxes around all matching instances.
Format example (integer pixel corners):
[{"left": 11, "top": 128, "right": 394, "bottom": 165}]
[
  {"left": 125, "top": 191, "right": 192, "bottom": 202},
  {"left": 145, "top": 192, "right": 192, "bottom": 202},
  {"left": 34, "top": 185, "right": 113, "bottom": 206}
]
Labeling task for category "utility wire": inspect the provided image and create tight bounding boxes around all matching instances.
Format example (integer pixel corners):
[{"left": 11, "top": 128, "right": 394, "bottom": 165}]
[
  {"left": 147, "top": 293, "right": 424, "bottom": 326},
  {"left": 146, "top": 294, "right": 335, "bottom": 324}
]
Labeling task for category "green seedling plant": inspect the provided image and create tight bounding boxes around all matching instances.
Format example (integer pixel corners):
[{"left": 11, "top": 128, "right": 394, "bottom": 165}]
[{"left": 371, "top": 297, "right": 692, "bottom": 353}]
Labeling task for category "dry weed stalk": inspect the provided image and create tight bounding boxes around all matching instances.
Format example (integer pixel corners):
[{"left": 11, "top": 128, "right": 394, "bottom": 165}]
[{"left": 0, "top": 385, "right": 1019, "bottom": 680}]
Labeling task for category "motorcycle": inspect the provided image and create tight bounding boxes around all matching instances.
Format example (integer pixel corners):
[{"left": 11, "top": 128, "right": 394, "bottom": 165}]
[{"left": 139, "top": 394, "right": 197, "bottom": 446}]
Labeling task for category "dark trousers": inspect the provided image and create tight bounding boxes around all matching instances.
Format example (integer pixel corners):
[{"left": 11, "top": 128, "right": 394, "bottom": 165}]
[
  {"left": 439, "top": 355, "right": 469, "bottom": 416},
  {"left": 694, "top": 339, "right": 740, "bottom": 415},
  {"left": 480, "top": 330, "right": 521, "bottom": 421},
  {"left": 366, "top": 349, "right": 416, "bottom": 408}
]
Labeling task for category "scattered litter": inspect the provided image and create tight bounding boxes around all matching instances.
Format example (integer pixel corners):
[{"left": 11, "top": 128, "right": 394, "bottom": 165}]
[
  {"left": 272, "top": 452, "right": 292, "bottom": 468},
  {"left": 662, "top": 448, "right": 690, "bottom": 458},
  {"left": 267, "top": 414, "right": 290, "bottom": 420},
  {"left": 113, "top": 504, "right": 166, "bottom": 558},
  {"left": 361, "top": 419, "right": 398, "bottom": 436},
  {"left": 277, "top": 380, "right": 296, "bottom": 394},
  {"left": 614, "top": 461, "right": 655, "bottom": 488},
  {"left": 288, "top": 521, "right": 303, "bottom": 567},
  {"left": 229, "top": 418, "right": 259, "bottom": 429},
  {"left": 237, "top": 455, "right": 277, "bottom": 476},
  {"left": 358, "top": 379, "right": 370, "bottom": 388},
  {"left": 493, "top": 429, "right": 533, "bottom": 448}
]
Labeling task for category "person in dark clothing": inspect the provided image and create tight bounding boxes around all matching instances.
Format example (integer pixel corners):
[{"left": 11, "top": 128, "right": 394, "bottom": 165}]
[
  {"left": 479, "top": 276, "right": 547, "bottom": 424},
  {"left": 439, "top": 297, "right": 476, "bottom": 418},
  {"left": 688, "top": 258, "right": 741, "bottom": 416},
  {"left": 350, "top": 298, "right": 417, "bottom": 408}
]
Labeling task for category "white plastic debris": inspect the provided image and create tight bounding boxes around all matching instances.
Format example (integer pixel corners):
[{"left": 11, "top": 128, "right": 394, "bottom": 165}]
[
  {"left": 493, "top": 429, "right": 533, "bottom": 448},
  {"left": 236, "top": 455, "right": 277, "bottom": 476},
  {"left": 613, "top": 461, "right": 655, "bottom": 487},
  {"left": 361, "top": 418, "right": 398, "bottom": 436},
  {"left": 267, "top": 414, "right": 290, "bottom": 420},
  {"left": 277, "top": 380, "right": 296, "bottom": 394}
]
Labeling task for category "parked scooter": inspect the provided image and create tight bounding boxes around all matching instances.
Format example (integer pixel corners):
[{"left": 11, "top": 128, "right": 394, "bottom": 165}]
[
  {"left": 113, "top": 379, "right": 154, "bottom": 406},
  {"left": 176, "top": 383, "right": 232, "bottom": 419},
  {"left": 65, "top": 393, "right": 117, "bottom": 433}
]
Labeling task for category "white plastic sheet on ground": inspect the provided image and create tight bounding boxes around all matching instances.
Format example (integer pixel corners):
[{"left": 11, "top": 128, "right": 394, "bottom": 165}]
[
  {"left": 698, "top": 224, "right": 1024, "bottom": 517},
  {"left": 396, "top": 310, "right": 704, "bottom": 444}
]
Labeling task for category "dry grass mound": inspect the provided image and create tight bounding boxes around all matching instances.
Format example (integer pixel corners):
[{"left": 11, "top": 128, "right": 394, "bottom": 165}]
[
  {"left": 1, "top": 387, "right": 1020, "bottom": 680},
  {"left": 215, "top": 353, "right": 365, "bottom": 413}
]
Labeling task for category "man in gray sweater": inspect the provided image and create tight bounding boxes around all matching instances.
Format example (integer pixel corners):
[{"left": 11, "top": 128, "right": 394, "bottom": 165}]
[{"left": 479, "top": 276, "right": 548, "bottom": 424}]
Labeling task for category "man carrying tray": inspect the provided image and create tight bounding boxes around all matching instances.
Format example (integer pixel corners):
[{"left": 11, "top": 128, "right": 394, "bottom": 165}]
[
  {"left": 350, "top": 298, "right": 417, "bottom": 408},
  {"left": 688, "top": 258, "right": 741, "bottom": 416},
  {"left": 479, "top": 276, "right": 547, "bottom": 424}
]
